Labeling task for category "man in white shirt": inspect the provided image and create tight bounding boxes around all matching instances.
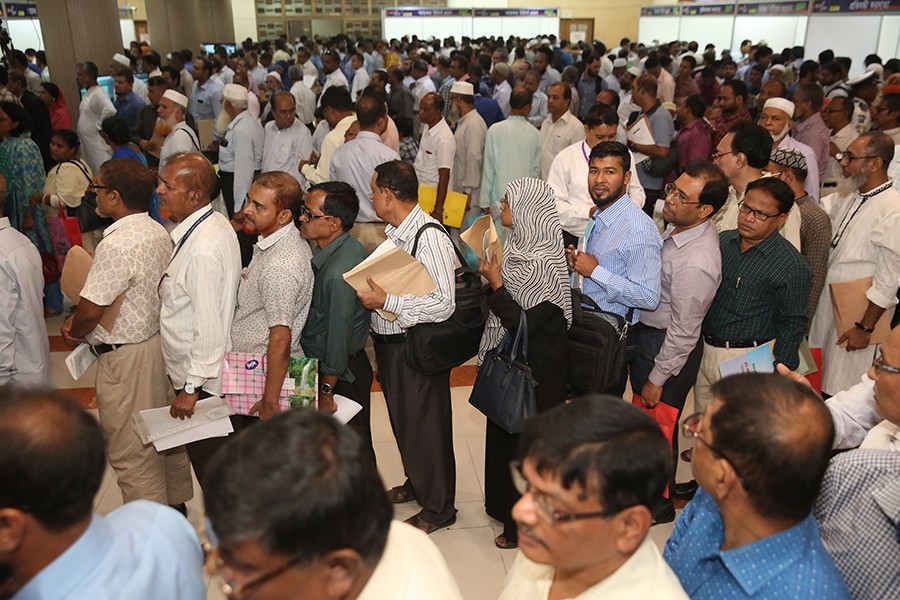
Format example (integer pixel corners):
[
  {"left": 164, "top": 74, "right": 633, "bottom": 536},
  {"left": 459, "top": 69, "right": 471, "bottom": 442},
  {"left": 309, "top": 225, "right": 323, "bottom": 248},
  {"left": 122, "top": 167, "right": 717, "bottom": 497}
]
[
  {"left": 413, "top": 92, "right": 456, "bottom": 221},
  {"left": 203, "top": 409, "right": 464, "bottom": 600},
  {"left": 297, "top": 46, "right": 319, "bottom": 80},
  {"left": 330, "top": 94, "right": 400, "bottom": 254},
  {"left": 350, "top": 51, "right": 370, "bottom": 102},
  {"left": 492, "top": 63, "right": 513, "bottom": 117},
  {"left": 523, "top": 71, "right": 548, "bottom": 128},
  {"left": 288, "top": 64, "right": 316, "bottom": 127},
  {"left": 547, "top": 104, "right": 645, "bottom": 246},
  {"left": 539, "top": 82, "right": 584, "bottom": 179},
  {"left": 156, "top": 90, "right": 200, "bottom": 173},
  {"left": 534, "top": 47, "right": 561, "bottom": 94},
  {"left": 449, "top": 82, "right": 487, "bottom": 212},
  {"left": 262, "top": 92, "right": 313, "bottom": 188},
  {"left": 499, "top": 396, "right": 688, "bottom": 600},
  {"left": 0, "top": 200, "right": 49, "bottom": 387},
  {"left": 318, "top": 51, "right": 349, "bottom": 108},
  {"left": 157, "top": 152, "right": 241, "bottom": 488},
  {"left": 301, "top": 86, "right": 356, "bottom": 186},
  {"left": 821, "top": 96, "right": 858, "bottom": 191},
  {"left": 76, "top": 61, "right": 116, "bottom": 174}
]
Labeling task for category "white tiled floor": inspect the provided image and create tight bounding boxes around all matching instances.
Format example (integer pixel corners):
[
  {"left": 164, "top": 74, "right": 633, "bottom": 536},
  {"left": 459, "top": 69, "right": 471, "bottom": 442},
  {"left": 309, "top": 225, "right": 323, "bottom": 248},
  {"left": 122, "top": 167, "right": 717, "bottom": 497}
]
[{"left": 85, "top": 370, "right": 696, "bottom": 600}]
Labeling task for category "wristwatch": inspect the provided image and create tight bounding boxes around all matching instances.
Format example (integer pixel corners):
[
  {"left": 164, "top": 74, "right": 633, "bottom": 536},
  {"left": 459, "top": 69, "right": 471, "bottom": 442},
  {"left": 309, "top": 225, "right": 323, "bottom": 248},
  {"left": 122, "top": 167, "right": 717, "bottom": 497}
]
[
  {"left": 855, "top": 321, "right": 875, "bottom": 334},
  {"left": 184, "top": 383, "right": 197, "bottom": 394},
  {"left": 320, "top": 382, "right": 334, "bottom": 395}
]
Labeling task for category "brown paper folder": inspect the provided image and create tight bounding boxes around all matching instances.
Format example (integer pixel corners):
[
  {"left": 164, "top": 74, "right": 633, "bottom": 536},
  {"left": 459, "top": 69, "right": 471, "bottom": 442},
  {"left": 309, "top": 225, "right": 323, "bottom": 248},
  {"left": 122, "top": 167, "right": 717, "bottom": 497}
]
[
  {"left": 60, "top": 246, "right": 125, "bottom": 333},
  {"left": 829, "top": 276, "right": 891, "bottom": 346},
  {"left": 460, "top": 215, "right": 501, "bottom": 263}
]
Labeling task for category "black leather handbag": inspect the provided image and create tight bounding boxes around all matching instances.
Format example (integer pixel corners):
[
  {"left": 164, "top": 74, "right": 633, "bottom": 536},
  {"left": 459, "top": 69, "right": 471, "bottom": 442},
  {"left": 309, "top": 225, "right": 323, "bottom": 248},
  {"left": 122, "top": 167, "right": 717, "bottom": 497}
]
[
  {"left": 66, "top": 160, "right": 113, "bottom": 232},
  {"left": 567, "top": 289, "right": 632, "bottom": 394},
  {"left": 405, "top": 222, "right": 490, "bottom": 375},
  {"left": 468, "top": 312, "right": 537, "bottom": 434}
]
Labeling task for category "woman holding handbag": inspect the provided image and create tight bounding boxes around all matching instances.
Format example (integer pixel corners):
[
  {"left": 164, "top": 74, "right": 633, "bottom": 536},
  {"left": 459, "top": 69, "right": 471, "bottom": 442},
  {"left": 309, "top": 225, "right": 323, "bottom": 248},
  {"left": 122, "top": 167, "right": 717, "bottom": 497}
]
[{"left": 478, "top": 177, "right": 572, "bottom": 549}]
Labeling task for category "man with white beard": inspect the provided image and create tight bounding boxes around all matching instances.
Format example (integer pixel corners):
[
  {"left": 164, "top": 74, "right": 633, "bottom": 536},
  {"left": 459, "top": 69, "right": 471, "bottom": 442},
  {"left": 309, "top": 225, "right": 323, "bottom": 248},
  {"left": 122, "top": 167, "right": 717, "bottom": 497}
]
[
  {"left": 157, "top": 90, "right": 200, "bottom": 172},
  {"left": 757, "top": 97, "right": 820, "bottom": 202}
]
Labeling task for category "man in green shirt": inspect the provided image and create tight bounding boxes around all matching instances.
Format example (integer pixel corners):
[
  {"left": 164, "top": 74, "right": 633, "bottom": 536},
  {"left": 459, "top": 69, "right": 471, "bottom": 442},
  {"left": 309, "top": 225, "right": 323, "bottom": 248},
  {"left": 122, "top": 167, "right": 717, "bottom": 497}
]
[{"left": 299, "top": 181, "right": 374, "bottom": 463}]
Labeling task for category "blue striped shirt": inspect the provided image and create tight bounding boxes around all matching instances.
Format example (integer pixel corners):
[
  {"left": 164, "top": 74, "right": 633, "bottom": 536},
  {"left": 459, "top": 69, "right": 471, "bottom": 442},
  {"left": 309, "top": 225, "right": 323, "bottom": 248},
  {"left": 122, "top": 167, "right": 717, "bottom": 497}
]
[{"left": 583, "top": 195, "right": 662, "bottom": 323}]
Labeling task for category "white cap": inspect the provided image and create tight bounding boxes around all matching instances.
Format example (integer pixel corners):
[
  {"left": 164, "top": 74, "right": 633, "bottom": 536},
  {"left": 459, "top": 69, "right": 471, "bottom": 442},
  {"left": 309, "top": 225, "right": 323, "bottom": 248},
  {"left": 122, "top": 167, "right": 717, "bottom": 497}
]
[
  {"left": 849, "top": 70, "right": 877, "bottom": 87},
  {"left": 613, "top": 58, "right": 627, "bottom": 68},
  {"left": 222, "top": 83, "right": 247, "bottom": 103},
  {"left": 162, "top": 89, "right": 188, "bottom": 108},
  {"left": 450, "top": 81, "right": 474, "bottom": 95},
  {"left": 764, "top": 97, "right": 795, "bottom": 116},
  {"left": 865, "top": 63, "right": 884, "bottom": 80},
  {"left": 112, "top": 53, "right": 130, "bottom": 67},
  {"left": 266, "top": 71, "right": 282, "bottom": 83},
  {"left": 627, "top": 66, "right": 642, "bottom": 78},
  {"left": 770, "top": 64, "right": 786, "bottom": 73}
]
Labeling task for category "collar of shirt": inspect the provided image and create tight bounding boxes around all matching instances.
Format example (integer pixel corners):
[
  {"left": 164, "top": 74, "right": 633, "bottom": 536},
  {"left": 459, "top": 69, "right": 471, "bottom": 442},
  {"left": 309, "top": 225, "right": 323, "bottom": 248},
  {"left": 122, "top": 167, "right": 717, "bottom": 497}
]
[
  {"left": 311, "top": 231, "right": 351, "bottom": 271},
  {"left": 833, "top": 123, "right": 856, "bottom": 141},
  {"left": 884, "top": 126, "right": 900, "bottom": 137},
  {"left": 227, "top": 110, "right": 250, "bottom": 133},
  {"left": 551, "top": 110, "right": 576, "bottom": 125},
  {"left": 15, "top": 514, "right": 112, "bottom": 599},
  {"left": 0, "top": 216, "right": 9, "bottom": 231},
  {"left": 726, "top": 227, "right": 781, "bottom": 256},
  {"left": 423, "top": 117, "right": 450, "bottom": 140},
  {"left": 665, "top": 219, "right": 713, "bottom": 248},
  {"left": 255, "top": 221, "right": 296, "bottom": 251},
  {"left": 169, "top": 206, "right": 214, "bottom": 243},
  {"left": 387, "top": 204, "right": 427, "bottom": 245},
  {"left": 355, "top": 130, "right": 382, "bottom": 143},
  {"left": 594, "top": 195, "right": 633, "bottom": 228},
  {"left": 102, "top": 212, "right": 148, "bottom": 238},
  {"left": 680, "top": 118, "right": 706, "bottom": 135},
  {"left": 416, "top": 74, "right": 430, "bottom": 85},
  {"left": 794, "top": 111, "right": 825, "bottom": 135},
  {"left": 872, "top": 470, "right": 900, "bottom": 526},
  {"left": 507, "top": 115, "right": 526, "bottom": 122}
]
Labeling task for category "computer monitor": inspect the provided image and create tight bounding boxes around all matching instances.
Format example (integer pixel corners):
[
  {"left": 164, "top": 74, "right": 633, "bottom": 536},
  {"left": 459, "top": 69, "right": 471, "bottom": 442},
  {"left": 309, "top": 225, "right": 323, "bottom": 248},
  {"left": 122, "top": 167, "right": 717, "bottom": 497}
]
[{"left": 202, "top": 43, "right": 237, "bottom": 56}]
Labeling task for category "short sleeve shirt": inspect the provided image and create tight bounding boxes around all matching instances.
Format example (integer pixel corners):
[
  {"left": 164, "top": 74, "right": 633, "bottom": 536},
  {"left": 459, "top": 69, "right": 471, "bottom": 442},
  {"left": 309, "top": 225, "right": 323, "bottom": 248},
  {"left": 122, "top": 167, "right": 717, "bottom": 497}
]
[{"left": 414, "top": 119, "right": 456, "bottom": 187}]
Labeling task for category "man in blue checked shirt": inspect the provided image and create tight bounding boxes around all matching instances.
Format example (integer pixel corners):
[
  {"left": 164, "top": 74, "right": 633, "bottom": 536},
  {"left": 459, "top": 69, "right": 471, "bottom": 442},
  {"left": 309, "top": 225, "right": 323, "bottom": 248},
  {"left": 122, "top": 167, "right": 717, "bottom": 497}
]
[{"left": 567, "top": 141, "right": 662, "bottom": 394}]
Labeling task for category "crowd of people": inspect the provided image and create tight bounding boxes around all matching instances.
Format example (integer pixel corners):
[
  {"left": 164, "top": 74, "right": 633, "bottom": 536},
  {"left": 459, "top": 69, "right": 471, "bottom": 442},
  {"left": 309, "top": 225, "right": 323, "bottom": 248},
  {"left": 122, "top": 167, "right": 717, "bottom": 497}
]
[{"left": 1, "top": 30, "right": 899, "bottom": 599}]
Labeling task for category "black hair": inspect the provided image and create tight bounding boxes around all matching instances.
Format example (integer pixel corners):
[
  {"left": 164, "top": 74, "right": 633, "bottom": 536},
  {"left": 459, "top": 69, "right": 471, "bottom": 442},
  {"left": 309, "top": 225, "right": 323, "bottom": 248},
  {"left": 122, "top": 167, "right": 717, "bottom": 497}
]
[
  {"left": 395, "top": 116, "right": 414, "bottom": 138},
  {"left": 0, "top": 387, "right": 106, "bottom": 530},
  {"left": 818, "top": 49, "right": 835, "bottom": 65},
  {"left": 356, "top": 94, "right": 386, "bottom": 129},
  {"left": 320, "top": 86, "right": 353, "bottom": 112},
  {"left": 589, "top": 141, "right": 631, "bottom": 172},
  {"left": 683, "top": 160, "right": 729, "bottom": 214},
  {"left": 745, "top": 176, "right": 795, "bottom": 214},
  {"left": 685, "top": 94, "right": 706, "bottom": 119},
  {"left": 79, "top": 61, "right": 100, "bottom": 80},
  {"left": 728, "top": 121, "right": 773, "bottom": 169},
  {"left": 681, "top": 55, "right": 697, "bottom": 70},
  {"left": 374, "top": 160, "right": 418, "bottom": 202},
  {"left": 509, "top": 86, "right": 532, "bottom": 110},
  {"left": 794, "top": 82, "right": 824, "bottom": 111},
  {"left": 100, "top": 116, "right": 132, "bottom": 145},
  {"left": 0, "top": 101, "right": 32, "bottom": 135},
  {"left": 583, "top": 103, "right": 619, "bottom": 128},
  {"left": 722, "top": 78, "right": 748, "bottom": 103},
  {"left": 308, "top": 180, "right": 360, "bottom": 232},
  {"left": 100, "top": 158, "right": 154, "bottom": 211},
  {"left": 40, "top": 81, "right": 60, "bottom": 101},
  {"left": 52, "top": 128, "right": 80, "bottom": 149},
  {"left": 204, "top": 410, "right": 392, "bottom": 565},
  {"left": 519, "top": 395, "right": 671, "bottom": 512},
  {"left": 114, "top": 68, "right": 134, "bottom": 85},
  {"left": 799, "top": 60, "right": 819, "bottom": 79},
  {"left": 709, "top": 374, "right": 834, "bottom": 521},
  {"left": 859, "top": 130, "right": 896, "bottom": 167},
  {"left": 160, "top": 65, "right": 181, "bottom": 83}
]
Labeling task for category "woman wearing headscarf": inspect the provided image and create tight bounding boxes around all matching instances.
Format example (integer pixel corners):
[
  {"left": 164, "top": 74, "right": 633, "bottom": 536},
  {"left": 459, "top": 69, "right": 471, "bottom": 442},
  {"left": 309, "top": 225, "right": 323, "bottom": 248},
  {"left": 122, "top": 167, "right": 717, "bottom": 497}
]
[
  {"left": 38, "top": 82, "right": 72, "bottom": 131},
  {"left": 477, "top": 177, "right": 572, "bottom": 549}
]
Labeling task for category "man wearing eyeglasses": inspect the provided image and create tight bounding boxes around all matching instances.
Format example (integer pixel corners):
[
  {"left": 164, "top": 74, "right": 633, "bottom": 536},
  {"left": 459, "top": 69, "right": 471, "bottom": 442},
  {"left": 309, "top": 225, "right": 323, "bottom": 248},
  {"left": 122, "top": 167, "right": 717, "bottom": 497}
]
[
  {"left": 627, "top": 161, "right": 727, "bottom": 520},
  {"left": 664, "top": 373, "right": 850, "bottom": 600},
  {"left": 810, "top": 131, "right": 900, "bottom": 398},
  {"left": 694, "top": 177, "right": 811, "bottom": 416},
  {"left": 61, "top": 158, "right": 194, "bottom": 509},
  {"left": 498, "top": 395, "right": 688, "bottom": 600}
]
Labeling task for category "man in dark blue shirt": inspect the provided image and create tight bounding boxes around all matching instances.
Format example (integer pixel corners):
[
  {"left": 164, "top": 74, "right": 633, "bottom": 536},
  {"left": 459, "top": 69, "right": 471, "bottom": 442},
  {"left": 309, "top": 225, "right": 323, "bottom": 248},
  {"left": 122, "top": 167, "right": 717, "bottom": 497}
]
[{"left": 112, "top": 68, "right": 147, "bottom": 130}]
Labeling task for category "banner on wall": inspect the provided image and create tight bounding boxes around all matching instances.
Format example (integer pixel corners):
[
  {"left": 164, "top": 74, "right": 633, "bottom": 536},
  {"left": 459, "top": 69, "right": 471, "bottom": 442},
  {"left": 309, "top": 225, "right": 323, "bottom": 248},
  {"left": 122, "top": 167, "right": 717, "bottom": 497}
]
[
  {"left": 681, "top": 3, "right": 737, "bottom": 15},
  {"left": 472, "top": 9, "right": 559, "bottom": 17},
  {"left": 5, "top": 3, "right": 38, "bottom": 17},
  {"left": 641, "top": 6, "right": 680, "bottom": 16},
  {"left": 384, "top": 8, "right": 472, "bottom": 17},
  {"left": 737, "top": 1, "right": 811, "bottom": 14},
  {"left": 812, "top": 0, "right": 900, "bottom": 12}
]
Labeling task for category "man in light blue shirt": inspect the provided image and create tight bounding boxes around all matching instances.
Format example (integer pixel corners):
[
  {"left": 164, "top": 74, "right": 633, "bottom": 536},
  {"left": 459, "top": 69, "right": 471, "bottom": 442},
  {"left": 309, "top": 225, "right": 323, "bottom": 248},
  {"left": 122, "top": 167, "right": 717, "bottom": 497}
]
[
  {"left": 568, "top": 141, "right": 662, "bottom": 324},
  {"left": 1, "top": 388, "right": 205, "bottom": 600},
  {"left": 187, "top": 57, "right": 223, "bottom": 124},
  {"left": 330, "top": 92, "right": 399, "bottom": 254},
  {"left": 663, "top": 373, "right": 851, "bottom": 600}
]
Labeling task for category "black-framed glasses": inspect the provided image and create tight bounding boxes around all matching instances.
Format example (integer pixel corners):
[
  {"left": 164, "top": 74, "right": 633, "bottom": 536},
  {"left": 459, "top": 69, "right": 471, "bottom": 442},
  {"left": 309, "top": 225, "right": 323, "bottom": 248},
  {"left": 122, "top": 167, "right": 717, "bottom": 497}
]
[
  {"left": 89, "top": 183, "right": 110, "bottom": 192},
  {"left": 299, "top": 205, "right": 332, "bottom": 220},
  {"left": 203, "top": 541, "right": 307, "bottom": 600},
  {"left": 509, "top": 460, "right": 628, "bottom": 523},
  {"left": 836, "top": 151, "right": 877, "bottom": 163},
  {"left": 872, "top": 351, "right": 900, "bottom": 376},
  {"left": 664, "top": 182, "right": 703, "bottom": 205},
  {"left": 711, "top": 150, "right": 736, "bottom": 160},
  {"left": 737, "top": 200, "right": 780, "bottom": 221},
  {"left": 681, "top": 413, "right": 749, "bottom": 489}
]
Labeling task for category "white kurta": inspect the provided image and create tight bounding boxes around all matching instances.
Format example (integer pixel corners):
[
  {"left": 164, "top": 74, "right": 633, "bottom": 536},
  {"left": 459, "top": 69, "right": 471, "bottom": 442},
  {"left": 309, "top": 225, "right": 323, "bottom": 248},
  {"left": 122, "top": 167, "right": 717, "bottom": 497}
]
[
  {"left": 78, "top": 86, "right": 116, "bottom": 174},
  {"left": 809, "top": 186, "right": 900, "bottom": 395}
]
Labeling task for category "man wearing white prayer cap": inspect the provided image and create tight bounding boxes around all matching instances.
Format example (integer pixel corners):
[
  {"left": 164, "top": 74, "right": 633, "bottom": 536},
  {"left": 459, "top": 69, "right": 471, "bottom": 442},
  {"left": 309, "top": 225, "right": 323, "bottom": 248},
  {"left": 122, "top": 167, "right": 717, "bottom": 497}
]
[
  {"left": 158, "top": 89, "right": 200, "bottom": 172},
  {"left": 758, "top": 96, "right": 820, "bottom": 201}
]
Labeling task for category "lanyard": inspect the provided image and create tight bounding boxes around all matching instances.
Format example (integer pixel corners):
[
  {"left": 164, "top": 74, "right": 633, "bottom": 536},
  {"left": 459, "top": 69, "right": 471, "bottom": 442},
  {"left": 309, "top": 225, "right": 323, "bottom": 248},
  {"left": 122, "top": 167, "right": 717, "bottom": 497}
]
[
  {"left": 582, "top": 141, "right": 590, "bottom": 164},
  {"left": 171, "top": 209, "right": 213, "bottom": 263}
]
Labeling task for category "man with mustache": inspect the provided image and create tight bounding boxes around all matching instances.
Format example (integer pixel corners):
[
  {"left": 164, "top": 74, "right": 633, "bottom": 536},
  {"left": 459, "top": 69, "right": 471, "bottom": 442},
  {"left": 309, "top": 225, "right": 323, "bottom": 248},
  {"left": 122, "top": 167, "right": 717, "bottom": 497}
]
[
  {"left": 757, "top": 97, "right": 820, "bottom": 201},
  {"left": 156, "top": 90, "right": 200, "bottom": 173}
]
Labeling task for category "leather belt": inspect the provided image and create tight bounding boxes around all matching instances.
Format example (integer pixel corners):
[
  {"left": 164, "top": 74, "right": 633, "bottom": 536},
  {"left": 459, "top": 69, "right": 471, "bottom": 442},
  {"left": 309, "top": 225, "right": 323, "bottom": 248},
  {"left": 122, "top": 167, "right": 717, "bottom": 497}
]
[
  {"left": 90, "top": 343, "right": 125, "bottom": 356},
  {"left": 371, "top": 333, "right": 405, "bottom": 344},
  {"left": 703, "top": 335, "right": 771, "bottom": 349}
]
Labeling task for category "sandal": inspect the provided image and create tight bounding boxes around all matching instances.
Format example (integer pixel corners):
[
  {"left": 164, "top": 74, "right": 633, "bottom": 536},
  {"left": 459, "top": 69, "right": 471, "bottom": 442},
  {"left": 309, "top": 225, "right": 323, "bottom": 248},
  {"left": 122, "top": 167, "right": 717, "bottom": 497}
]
[
  {"left": 385, "top": 485, "right": 416, "bottom": 504},
  {"left": 494, "top": 534, "right": 518, "bottom": 549}
]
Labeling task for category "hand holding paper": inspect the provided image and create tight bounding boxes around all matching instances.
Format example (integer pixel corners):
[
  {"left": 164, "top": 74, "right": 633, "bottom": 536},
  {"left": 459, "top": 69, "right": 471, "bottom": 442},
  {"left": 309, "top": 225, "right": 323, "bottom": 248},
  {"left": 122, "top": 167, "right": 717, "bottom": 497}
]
[{"left": 460, "top": 215, "right": 501, "bottom": 263}]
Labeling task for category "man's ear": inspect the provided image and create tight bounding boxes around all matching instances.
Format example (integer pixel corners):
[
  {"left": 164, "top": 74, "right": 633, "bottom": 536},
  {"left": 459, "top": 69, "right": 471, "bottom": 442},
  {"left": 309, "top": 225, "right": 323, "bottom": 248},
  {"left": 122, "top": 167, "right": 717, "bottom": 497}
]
[
  {"left": 320, "top": 548, "right": 366, "bottom": 599},
  {"left": 613, "top": 505, "right": 652, "bottom": 556},
  {"left": 0, "top": 509, "right": 28, "bottom": 554}
]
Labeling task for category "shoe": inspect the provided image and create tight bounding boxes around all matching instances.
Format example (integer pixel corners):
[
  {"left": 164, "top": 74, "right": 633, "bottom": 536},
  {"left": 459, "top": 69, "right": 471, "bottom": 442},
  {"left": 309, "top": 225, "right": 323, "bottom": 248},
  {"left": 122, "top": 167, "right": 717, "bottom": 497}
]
[
  {"left": 494, "top": 534, "right": 518, "bottom": 549},
  {"left": 385, "top": 485, "right": 416, "bottom": 504},
  {"left": 672, "top": 480, "right": 698, "bottom": 501},
  {"left": 404, "top": 511, "right": 457, "bottom": 534},
  {"left": 680, "top": 448, "right": 693, "bottom": 463},
  {"left": 651, "top": 501, "right": 676, "bottom": 526}
]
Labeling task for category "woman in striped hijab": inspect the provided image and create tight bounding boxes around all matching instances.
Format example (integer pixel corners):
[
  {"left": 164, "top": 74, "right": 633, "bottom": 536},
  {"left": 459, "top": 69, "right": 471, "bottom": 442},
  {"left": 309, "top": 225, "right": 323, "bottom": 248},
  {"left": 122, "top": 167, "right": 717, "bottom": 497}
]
[{"left": 478, "top": 177, "right": 572, "bottom": 549}]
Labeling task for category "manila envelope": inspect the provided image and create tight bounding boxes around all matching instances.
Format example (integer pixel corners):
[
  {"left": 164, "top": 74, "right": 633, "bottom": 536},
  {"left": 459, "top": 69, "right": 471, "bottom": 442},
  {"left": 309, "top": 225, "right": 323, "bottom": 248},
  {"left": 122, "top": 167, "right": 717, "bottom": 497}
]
[
  {"left": 830, "top": 276, "right": 891, "bottom": 346},
  {"left": 60, "top": 246, "right": 125, "bottom": 332},
  {"left": 460, "top": 214, "right": 501, "bottom": 263}
]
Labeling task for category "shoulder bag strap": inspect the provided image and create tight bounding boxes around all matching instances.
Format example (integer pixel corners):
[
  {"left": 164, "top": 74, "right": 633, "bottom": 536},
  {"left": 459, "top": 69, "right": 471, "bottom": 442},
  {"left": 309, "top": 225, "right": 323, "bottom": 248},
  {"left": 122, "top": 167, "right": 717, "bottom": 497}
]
[
  {"left": 411, "top": 221, "right": 467, "bottom": 267},
  {"left": 66, "top": 160, "right": 92, "bottom": 184},
  {"left": 179, "top": 126, "right": 201, "bottom": 152}
]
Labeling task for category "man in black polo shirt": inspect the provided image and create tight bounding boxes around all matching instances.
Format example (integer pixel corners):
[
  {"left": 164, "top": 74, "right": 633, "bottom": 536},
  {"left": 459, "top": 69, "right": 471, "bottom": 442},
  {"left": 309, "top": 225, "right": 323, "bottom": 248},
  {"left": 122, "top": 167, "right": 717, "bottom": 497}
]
[{"left": 694, "top": 177, "right": 811, "bottom": 415}]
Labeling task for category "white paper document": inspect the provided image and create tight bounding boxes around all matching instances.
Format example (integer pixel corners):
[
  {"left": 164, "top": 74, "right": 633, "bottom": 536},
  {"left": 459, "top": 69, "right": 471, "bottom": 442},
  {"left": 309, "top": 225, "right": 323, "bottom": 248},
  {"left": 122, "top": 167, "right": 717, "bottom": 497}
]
[
  {"left": 65, "top": 343, "right": 97, "bottom": 381},
  {"left": 333, "top": 394, "right": 363, "bottom": 425},
  {"left": 133, "top": 396, "right": 234, "bottom": 451}
]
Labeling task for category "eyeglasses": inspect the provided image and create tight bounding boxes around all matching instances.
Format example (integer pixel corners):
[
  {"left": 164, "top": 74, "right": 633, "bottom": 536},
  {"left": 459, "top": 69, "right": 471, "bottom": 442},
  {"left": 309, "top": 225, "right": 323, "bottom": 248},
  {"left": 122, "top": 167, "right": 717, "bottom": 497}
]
[
  {"left": 299, "top": 205, "right": 332, "bottom": 221},
  {"left": 872, "top": 351, "right": 900, "bottom": 376},
  {"left": 681, "top": 413, "right": 749, "bottom": 489},
  {"left": 203, "top": 542, "right": 306, "bottom": 600},
  {"left": 509, "top": 460, "right": 627, "bottom": 523},
  {"left": 836, "top": 151, "right": 877, "bottom": 163},
  {"left": 89, "top": 183, "right": 110, "bottom": 192},
  {"left": 664, "top": 183, "right": 703, "bottom": 205},
  {"left": 711, "top": 150, "right": 736, "bottom": 160},
  {"left": 737, "top": 200, "right": 780, "bottom": 221}
]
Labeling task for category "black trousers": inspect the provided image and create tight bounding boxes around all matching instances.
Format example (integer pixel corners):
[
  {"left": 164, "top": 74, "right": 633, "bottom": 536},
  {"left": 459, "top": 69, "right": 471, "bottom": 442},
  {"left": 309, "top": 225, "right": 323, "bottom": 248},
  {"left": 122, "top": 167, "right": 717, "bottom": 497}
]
[
  {"left": 625, "top": 325, "right": 704, "bottom": 494},
  {"left": 374, "top": 339, "right": 456, "bottom": 524},
  {"left": 334, "top": 350, "right": 376, "bottom": 466},
  {"left": 220, "top": 170, "right": 258, "bottom": 268}
]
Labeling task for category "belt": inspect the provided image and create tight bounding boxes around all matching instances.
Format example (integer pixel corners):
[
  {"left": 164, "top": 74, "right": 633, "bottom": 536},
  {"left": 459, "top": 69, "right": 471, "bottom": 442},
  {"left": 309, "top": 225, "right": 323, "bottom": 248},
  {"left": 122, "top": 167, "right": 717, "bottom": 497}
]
[
  {"left": 703, "top": 335, "right": 771, "bottom": 349},
  {"left": 90, "top": 343, "right": 126, "bottom": 356},
  {"left": 371, "top": 332, "right": 405, "bottom": 345},
  {"left": 822, "top": 182, "right": 838, "bottom": 188},
  {"left": 634, "top": 322, "right": 666, "bottom": 333}
]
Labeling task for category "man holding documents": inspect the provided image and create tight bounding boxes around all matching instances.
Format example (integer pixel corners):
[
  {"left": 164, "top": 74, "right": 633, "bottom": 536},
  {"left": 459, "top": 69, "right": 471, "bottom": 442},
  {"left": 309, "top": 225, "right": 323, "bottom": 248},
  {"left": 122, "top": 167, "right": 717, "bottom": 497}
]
[
  {"left": 358, "top": 160, "right": 458, "bottom": 534},
  {"left": 414, "top": 92, "right": 455, "bottom": 221},
  {"left": 627, "top": 75, "right": 675, "bottom": 215},
  {"left": 695, "top": 177, "right": 811, "bottom": 415},
  {"left": 157, "top": 152, "right": 241, "bottom": 488},
  {"left": 300, "top": 181, "right": 374, "bottom": 463},
  {"left": 810, "top": 132, "right": 900, "bottom": 397},
  {"left": 61, "top": 158, "right": 193, "bottom": 508}
]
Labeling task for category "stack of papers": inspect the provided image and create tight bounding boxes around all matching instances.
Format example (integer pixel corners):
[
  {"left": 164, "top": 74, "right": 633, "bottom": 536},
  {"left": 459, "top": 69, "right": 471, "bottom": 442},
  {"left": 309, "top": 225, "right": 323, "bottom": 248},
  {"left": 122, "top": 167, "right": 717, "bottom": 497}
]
[
  {"left": 133, "top": 397, "right": 234, "bottom": 451},
  {"left": 719, "top": 342, "right": 775, "bottom": 378},
  {"left": 460, "top": 215, "right": 502, "bottom": 264}
]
